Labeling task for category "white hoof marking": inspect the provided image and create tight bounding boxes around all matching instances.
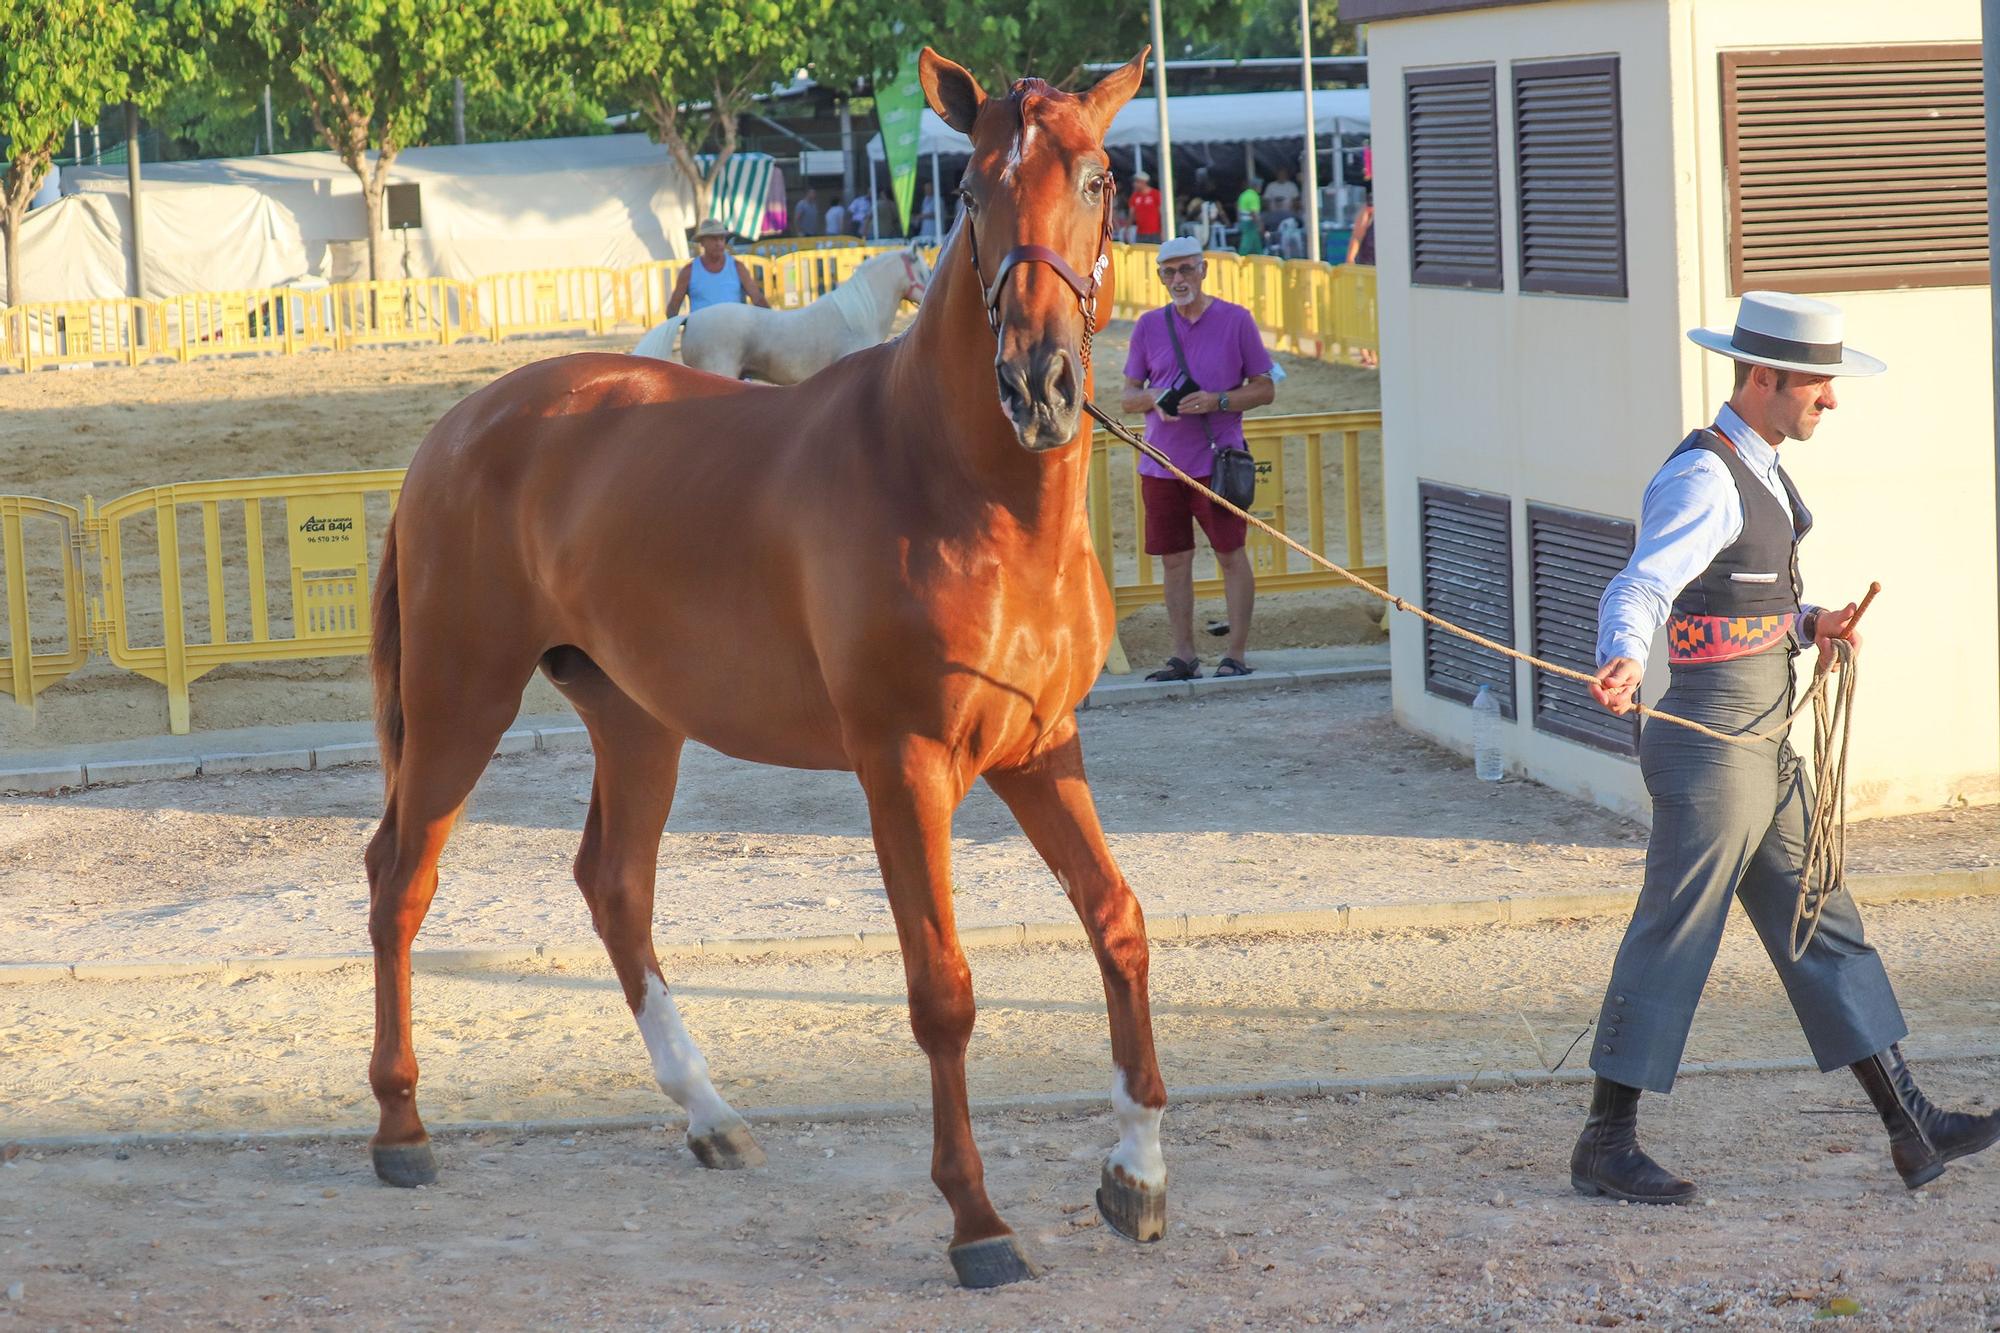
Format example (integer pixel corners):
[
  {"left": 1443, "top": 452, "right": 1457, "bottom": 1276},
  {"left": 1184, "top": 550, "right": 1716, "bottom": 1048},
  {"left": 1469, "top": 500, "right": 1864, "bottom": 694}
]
[
  {"left": 634, "top": 972, "right": 738, "bottom": 1137},
  {"left": 1109, "top": 1071, "right": 1166, "bottom": 1189}
]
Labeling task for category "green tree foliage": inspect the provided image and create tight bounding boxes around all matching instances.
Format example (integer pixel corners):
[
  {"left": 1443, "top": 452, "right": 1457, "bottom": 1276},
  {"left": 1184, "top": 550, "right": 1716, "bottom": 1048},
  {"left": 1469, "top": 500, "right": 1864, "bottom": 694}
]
[
  {"left": 216, "top": 0, "right": 576, "bottom": 279},
  {"left": 0, "top": 0, "right": 207, "bottom": 304},
  {"left": 1231, "top": 0, "right": 1359, "bottom": 60},
  {"left": 893, "top": 0, "right": 1259, "bottom": 93},
  {"left": 579, "top": 0, "right": 906, "bottom": 224}
]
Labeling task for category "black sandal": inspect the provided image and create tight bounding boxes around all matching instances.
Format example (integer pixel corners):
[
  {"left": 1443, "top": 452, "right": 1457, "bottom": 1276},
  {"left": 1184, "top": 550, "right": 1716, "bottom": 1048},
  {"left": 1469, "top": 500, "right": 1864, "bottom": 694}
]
[
  {"left": 1145, "top": 656, "right": 1201, "bottom": 682},
  {"left": 1213, "top": 657, "right": 1254, "bottom": 677}
]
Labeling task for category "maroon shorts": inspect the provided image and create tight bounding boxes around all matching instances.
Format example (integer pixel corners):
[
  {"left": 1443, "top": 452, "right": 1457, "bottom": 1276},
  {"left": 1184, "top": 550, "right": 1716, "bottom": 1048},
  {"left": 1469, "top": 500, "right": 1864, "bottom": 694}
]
[{"left": 1141, "top": 472, "right": 1248, "bottom": 556}]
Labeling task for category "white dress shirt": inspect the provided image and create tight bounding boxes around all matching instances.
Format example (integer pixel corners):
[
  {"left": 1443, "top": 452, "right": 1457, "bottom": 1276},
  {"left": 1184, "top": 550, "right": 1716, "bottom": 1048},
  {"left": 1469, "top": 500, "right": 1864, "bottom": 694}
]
[{"left": 1596, "top": 404, "right": 1812, "bottom": 670}]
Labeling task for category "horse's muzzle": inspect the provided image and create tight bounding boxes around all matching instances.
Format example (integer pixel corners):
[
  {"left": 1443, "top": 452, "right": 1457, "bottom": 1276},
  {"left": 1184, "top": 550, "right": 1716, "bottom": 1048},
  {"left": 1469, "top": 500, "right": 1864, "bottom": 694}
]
[{"left": 996, "top": 346, "right": 1083, "bottom": 452}]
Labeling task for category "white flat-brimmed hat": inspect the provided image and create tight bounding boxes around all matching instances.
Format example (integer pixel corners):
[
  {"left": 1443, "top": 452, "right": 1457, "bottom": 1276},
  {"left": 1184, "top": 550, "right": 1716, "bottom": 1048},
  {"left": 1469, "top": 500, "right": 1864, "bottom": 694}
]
[
  {"left": 692, "top": 217, "right": 730, "bottom": 239},
  {"left": 1687, "top": 291, "right": 1886, "bottom": 377},
  {"left": 1155, "top": 236, "right": 1206, "bottom": 264}
]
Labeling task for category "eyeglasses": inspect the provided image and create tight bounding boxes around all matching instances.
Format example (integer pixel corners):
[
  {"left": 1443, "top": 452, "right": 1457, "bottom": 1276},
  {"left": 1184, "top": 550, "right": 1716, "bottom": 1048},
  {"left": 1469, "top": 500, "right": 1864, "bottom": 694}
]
[{"left": 1157, "top": 262, "right": 1204, "bottom": 280}]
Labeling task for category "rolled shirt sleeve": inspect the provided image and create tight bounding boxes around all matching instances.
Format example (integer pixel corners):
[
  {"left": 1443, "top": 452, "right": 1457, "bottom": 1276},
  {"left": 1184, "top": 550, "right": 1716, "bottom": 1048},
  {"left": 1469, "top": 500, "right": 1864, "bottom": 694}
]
[{"left": 1595, "top": 453, "right": 1744, "bottom": 671}]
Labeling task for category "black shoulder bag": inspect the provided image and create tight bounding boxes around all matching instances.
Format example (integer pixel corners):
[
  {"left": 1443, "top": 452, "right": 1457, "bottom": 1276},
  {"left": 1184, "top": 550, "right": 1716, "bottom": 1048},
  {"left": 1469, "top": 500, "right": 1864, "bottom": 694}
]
[{"left": 1161, "top": 306, "right": 1257, "bottom": 510}]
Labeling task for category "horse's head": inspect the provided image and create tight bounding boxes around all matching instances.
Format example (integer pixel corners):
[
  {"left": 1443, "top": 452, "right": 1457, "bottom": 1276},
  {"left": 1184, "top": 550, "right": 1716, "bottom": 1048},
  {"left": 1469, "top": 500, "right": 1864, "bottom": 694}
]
[{"left": 921, "top": 46, "right": 1147, "bottom": 452}]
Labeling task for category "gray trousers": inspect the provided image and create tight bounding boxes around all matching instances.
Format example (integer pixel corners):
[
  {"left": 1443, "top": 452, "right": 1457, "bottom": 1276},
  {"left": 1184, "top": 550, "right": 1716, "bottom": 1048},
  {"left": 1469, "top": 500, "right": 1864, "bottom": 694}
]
[{"left": 1590, "top": 648, "right": 1906, "bottom": 1093}]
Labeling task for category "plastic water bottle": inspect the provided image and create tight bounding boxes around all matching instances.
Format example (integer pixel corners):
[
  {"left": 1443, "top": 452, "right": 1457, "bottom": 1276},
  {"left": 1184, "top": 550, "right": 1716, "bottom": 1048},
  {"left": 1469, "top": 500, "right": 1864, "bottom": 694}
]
[{"left": 1472, "top": 684, "right": 1505, "bottom": 781}]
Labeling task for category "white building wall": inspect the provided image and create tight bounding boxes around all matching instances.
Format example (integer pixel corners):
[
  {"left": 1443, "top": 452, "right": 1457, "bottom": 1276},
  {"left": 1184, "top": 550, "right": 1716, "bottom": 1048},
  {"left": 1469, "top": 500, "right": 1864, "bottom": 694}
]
[
  {"left": 1680, "top": 0, "right": 1999, "bottom": 817},
  {"left": 1373, "top": 0, "right": 1999, "bottom": 821}
]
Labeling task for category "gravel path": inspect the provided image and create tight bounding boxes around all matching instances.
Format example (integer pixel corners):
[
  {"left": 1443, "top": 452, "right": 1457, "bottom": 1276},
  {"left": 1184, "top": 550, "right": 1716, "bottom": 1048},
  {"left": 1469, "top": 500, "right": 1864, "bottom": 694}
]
[
  {"left": 8, "top": 897, "right": 1998, "bottom": 1140},
  {"left": 3, "top": 1060, "right": 1996, "bottom": 1329},
  {"left": 4, "top": 684, "right": 1993, "bottom": 966}
]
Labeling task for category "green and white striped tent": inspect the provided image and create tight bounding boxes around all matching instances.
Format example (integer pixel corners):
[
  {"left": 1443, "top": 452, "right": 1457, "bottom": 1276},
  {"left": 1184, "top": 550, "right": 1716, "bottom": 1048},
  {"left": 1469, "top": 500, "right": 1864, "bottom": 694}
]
[{"left": 694, "top": 152, "right": 776, "bottom": 240}]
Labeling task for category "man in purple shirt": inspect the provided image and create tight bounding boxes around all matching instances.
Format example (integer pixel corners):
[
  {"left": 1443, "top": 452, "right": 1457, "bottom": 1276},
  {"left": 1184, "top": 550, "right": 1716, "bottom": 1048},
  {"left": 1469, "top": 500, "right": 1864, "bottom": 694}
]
[{"left": 1120, "top": 236, "right": 1277, "bottom": 681}]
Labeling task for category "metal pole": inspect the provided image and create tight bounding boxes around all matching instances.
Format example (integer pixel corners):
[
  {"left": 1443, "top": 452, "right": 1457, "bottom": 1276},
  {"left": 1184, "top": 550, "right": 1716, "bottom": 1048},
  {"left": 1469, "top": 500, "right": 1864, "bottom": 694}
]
[
  {"left": 866, "top": 147, "right": 879, "bottom": 239},
  {"left": 72, "top": 119, "right": 82, "bottom": 164},
  {"left": 263, "top": 84, "right": 275, "bottom": 153},
  {"left": 453, "top": 77, "right": 466, "bottom": 145},
  {"left": 930, "top": 150, "right": 944, "bottom": 241},
  {"left": 1300, "top": 0, "right": 1322, "bottom": 263},
  {"left": 91, "top": 122, "right": 101, "bottom": 164},
  {"left": 125, "top": 101, "right": 145, "bottom": 301},
  {"left": 1147, "top": 0, "right": 1176, "bottom": 238},
  {"left": 1985, "top": 0, "right": 2000, "bottom": 758},
  {"left": 839, "top": 101, "right": 856, "bottom": 209}
]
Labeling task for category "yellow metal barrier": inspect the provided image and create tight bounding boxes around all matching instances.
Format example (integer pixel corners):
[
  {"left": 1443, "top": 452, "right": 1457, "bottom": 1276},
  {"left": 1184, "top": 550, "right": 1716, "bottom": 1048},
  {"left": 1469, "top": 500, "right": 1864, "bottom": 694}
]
[
  {"left": 4, "top": 409, "right": 1377, "bottom": 730},
  {"left": 4, "top": 298, "right": 165, "bottom": 370},
  {"left": 91, "top": 470, "right": 404, "bottom": 734},
  {"left": 473, "top": 268, "right": 613, "bottom": 341},
  {"left": 0, "top": 495, "right": 92, "bottom": 712},
  {"left": 0, "top": 242, "right": 1379, "bottom": 371},
  {"left": 1087, "top": 410, "right": 1384, "bottom": 616}
]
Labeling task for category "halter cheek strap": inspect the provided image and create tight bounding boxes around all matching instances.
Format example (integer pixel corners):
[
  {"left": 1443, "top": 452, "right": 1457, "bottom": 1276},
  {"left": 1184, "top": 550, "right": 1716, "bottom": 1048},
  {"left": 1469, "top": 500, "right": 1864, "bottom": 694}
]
[{"left": 965, "top": 183, "right": 1114, "bottom": 367}]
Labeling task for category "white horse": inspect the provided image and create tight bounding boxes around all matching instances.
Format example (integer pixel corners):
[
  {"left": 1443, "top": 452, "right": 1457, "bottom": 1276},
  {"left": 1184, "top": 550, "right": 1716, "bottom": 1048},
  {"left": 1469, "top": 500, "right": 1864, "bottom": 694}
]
[{"left": 633, "top": 243, "right": 931, "bottom": 383}]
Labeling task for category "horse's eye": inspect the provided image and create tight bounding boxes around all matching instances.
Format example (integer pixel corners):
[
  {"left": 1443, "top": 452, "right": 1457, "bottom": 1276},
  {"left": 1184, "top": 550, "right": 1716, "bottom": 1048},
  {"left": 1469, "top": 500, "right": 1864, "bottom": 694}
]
[{"left": 957, "top": 188, "right": 976, "bottom": 212}]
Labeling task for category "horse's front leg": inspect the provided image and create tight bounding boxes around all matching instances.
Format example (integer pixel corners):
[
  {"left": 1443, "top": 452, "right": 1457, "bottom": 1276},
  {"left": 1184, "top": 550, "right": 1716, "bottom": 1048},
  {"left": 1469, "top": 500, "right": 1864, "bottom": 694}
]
[
  {"left": 985, "top": 718, "right": 1168, "bottom": 1243},
  {"left": 856, "top": 736, "right": 1037, "bottom": 1289}
]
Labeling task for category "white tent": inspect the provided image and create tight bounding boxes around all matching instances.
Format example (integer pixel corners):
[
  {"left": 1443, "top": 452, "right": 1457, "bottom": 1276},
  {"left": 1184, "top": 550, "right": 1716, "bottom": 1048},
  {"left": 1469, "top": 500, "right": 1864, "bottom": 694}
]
[
  {"left": 54, "top": 132, "right": 699, "bottom": 297},
  {"left": 866, "top": 89, "right": 1371, "bottom": 160},
  {"left": 1, "top": 185, "right": 307, "bottom": 306}
]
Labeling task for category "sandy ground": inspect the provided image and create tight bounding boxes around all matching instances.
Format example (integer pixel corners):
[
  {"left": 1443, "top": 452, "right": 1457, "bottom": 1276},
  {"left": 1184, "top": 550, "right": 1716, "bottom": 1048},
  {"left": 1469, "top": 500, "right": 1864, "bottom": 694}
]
[
  {"left": 0, "top": 322, "right": 1384, "bottom": 747},
  {"left": 7, "top": 895, "right": 2000, "bottom": 1139},
  {"left": 4, "top": 683, "right": 1993, "bottom": 965},
  {"left": 3, "top": 1060, "right": 1997, "bottom": 1329}
]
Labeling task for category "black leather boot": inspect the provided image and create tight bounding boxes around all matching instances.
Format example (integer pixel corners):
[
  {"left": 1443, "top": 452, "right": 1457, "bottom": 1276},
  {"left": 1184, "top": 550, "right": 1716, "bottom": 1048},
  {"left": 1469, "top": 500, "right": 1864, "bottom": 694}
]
[
  {"left": 1850, "top": 1044, "right": 2000, "bottom": 1190},
  {"left": 1570, "top": 1076, "right": 1697, "bottom": 1204}
]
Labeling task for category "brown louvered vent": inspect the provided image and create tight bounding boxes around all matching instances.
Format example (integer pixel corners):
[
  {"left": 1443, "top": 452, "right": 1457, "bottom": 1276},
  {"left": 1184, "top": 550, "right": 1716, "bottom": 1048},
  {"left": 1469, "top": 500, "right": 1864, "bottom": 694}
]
[
  {"left": 1528, "top": 504, "right": 1638, "bottom": 756},
  {"left": 1419, "top": 481, "right": 1515, "bottom": 717},
  {"left": 1406, "top": 66, "right": 1503, "bottom": 290},
  {"left": 1722, "top": 45, "right": 1987, "bottom": 294},
  {"left": 1514, "top": 57, "right": 1626, "bottom": 298}
]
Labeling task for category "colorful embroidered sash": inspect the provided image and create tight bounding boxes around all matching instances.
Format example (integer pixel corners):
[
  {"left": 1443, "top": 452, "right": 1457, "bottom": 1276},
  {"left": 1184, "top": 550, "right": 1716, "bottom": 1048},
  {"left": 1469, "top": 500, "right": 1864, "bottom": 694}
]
[{"left": 1667, "top": 612, "right": 1796, "bottom": 664}]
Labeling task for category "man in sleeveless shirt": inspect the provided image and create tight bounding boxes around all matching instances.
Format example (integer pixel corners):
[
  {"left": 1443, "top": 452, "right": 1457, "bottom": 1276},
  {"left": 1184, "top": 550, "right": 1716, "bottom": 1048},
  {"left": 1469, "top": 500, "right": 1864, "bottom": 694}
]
[
  {"left": 665, "top": 217, "right": 770, "bottom": 317},
  {"left": 1574, "top": 292, "right": 1998, "bottom": 1203}
]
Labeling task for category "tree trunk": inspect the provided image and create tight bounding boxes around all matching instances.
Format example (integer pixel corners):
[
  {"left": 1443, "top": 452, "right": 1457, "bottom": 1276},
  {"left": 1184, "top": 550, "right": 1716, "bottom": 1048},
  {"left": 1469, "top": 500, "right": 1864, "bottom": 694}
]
[
  {"left": 3, "top": 208, "right": 20, "bottom": 310},
  {"left": 649, "top": 92, "right": 713, "bottom": 237}
]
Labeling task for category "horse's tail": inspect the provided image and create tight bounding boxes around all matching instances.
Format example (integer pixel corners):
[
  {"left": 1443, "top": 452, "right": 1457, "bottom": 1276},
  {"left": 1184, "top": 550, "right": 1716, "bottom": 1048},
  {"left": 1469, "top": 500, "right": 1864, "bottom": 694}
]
[
  {"left": 370, "top": 516, "right": 405, "bottom": 798},
  {"left": 634, "top": 315, "right": 686, "bottom": 362}
]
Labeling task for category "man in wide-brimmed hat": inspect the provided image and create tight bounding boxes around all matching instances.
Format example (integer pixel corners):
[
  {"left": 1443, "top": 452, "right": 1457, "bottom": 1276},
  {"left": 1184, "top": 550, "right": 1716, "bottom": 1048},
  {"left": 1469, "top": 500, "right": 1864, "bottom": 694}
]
[
  {"left": 1573, "top": 291, "right": 1999, "bottom": 1203},
  {"left": 665, "top": 217, "right": 770, "bottom": 317}
]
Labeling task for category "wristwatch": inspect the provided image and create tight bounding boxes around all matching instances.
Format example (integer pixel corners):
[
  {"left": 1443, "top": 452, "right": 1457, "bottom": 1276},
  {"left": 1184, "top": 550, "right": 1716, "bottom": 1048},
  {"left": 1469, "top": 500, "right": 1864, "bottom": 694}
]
[{"left": 1219, "top": 391, "right": 1231, "bottom": 412}]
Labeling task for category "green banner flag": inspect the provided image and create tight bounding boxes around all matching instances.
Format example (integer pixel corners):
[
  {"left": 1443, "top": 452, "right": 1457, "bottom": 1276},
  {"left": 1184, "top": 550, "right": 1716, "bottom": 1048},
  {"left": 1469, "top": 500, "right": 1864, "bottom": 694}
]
[{"left": 876, "top": 47, "right": 927, "bottom": 235}]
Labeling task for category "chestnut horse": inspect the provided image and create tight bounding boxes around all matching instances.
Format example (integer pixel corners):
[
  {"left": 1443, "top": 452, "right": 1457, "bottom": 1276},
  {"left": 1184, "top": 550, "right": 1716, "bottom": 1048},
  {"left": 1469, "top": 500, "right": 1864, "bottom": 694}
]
[{"left": 364, "top": 48, "right": 1164, "bottom": 1288}]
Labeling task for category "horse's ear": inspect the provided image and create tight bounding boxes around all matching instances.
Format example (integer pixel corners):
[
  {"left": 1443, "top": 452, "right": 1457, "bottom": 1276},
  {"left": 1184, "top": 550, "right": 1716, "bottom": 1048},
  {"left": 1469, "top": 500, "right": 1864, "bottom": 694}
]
[
  {"left": 1079, "top": 47, "right": 1149, "bottom": 139},
  {"left": 920, "top": 48, "right": 986, "bottom": 135}
]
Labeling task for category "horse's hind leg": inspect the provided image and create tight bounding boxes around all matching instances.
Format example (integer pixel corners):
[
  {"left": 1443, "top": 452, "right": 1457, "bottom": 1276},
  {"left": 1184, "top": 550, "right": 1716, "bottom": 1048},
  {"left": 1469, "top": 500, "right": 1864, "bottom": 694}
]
[
  {"left": 856, "top": 737, "right": 1034, "bottom": 1288},
  {"left": 550, "top": 648, "right": 764, "bottom": 1168},
  {"left": 367, "top": 659, "right": 533, "bottom": 1187},
  {"left": 985, "top": 718, "right": 1168, "bottom": 1243}
]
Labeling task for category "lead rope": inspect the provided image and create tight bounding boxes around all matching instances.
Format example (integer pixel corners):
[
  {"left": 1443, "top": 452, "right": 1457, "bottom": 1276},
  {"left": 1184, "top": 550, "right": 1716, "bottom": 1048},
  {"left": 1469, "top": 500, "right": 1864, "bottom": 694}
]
[{"left": 1080, "top": 403, "right": 1871, "bottom": 956}]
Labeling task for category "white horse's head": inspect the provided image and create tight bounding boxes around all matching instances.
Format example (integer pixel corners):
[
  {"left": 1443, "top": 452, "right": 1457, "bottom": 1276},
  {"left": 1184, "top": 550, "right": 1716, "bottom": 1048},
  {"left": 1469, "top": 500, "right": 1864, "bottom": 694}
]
[{"left": 898, "top": 241, "right": 933, "bottom": 306}]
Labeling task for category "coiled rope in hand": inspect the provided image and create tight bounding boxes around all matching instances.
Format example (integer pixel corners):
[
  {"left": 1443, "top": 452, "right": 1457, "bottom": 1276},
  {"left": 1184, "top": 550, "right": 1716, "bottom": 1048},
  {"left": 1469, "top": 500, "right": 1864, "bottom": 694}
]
[{"left": 1082, "top": 402, "right": 1871, "bottom": 961}]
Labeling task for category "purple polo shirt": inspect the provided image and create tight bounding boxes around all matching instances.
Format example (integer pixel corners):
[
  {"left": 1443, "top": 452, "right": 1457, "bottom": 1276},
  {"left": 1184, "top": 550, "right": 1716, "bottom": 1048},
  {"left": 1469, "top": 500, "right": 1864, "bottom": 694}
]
[{"left": 1123, "top": 299, "right": 1274, "bottom": 479}]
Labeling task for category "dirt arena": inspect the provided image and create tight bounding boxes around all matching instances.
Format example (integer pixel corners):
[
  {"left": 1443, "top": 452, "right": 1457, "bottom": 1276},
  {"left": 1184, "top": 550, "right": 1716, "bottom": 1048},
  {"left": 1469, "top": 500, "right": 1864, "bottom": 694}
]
[{"left": 0, "top": 321, "right": 1384, "bottom": 747}]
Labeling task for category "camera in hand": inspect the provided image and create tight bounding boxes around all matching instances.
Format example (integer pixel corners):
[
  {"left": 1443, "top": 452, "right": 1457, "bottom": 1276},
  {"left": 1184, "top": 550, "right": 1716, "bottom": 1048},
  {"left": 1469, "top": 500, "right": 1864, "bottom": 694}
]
[{"left": 1153, "top": 373, "right": 1197, "bottom": 418}]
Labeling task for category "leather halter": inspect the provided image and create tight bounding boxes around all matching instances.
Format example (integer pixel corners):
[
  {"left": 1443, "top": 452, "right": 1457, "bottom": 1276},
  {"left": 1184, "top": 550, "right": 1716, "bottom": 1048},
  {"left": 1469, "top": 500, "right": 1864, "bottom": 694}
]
[
  {"left": 900, "top": 251, "right": 929, "bottom": 305},
  {"left": 964, "top": 179, "right": 1114, "bottom": 366}
]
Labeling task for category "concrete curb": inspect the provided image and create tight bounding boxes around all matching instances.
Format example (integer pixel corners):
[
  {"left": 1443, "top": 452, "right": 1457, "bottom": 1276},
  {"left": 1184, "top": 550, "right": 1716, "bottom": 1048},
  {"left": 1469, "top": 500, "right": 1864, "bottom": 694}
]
[
  {"left": 6, "top": 864, "right": 1994, "bottom": 987},
  {"left": 13, "top": 1046, "right": 2000, "bottom": 1153},
  {"left": 0, "top": 665, "right": 1386, "bottom": 797}
]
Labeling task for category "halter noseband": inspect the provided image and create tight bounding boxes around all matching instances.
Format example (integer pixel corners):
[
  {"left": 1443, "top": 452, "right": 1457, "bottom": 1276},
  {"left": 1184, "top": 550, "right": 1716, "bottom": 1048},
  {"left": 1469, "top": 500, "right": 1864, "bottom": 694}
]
[{"left": 964, "top": 179, "right": 1114, "bottom": 369}]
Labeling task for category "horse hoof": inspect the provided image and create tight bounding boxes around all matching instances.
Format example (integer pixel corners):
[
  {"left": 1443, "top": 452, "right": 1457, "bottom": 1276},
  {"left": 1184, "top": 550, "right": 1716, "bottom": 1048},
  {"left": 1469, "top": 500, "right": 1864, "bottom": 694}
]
[
  {"left": 947, "top": 1234, "right": 1040, "bottom": 1289},
  {"left": 687, "top": 1121, "right": 766, "bottom": 1170},
  {"left": 372, "top": 1140, "right": 437, "bottom": 1188},
  {"left": 1097, "top": 1163, "right": 1167, "bottom": 1242}
]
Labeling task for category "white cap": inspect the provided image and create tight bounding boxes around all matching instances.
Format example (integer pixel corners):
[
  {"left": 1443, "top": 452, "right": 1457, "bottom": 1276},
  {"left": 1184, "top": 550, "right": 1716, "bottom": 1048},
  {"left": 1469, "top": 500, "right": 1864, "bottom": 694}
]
[{"left": 1155, "top": 236, "right": 1205, "bottom": 264}]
